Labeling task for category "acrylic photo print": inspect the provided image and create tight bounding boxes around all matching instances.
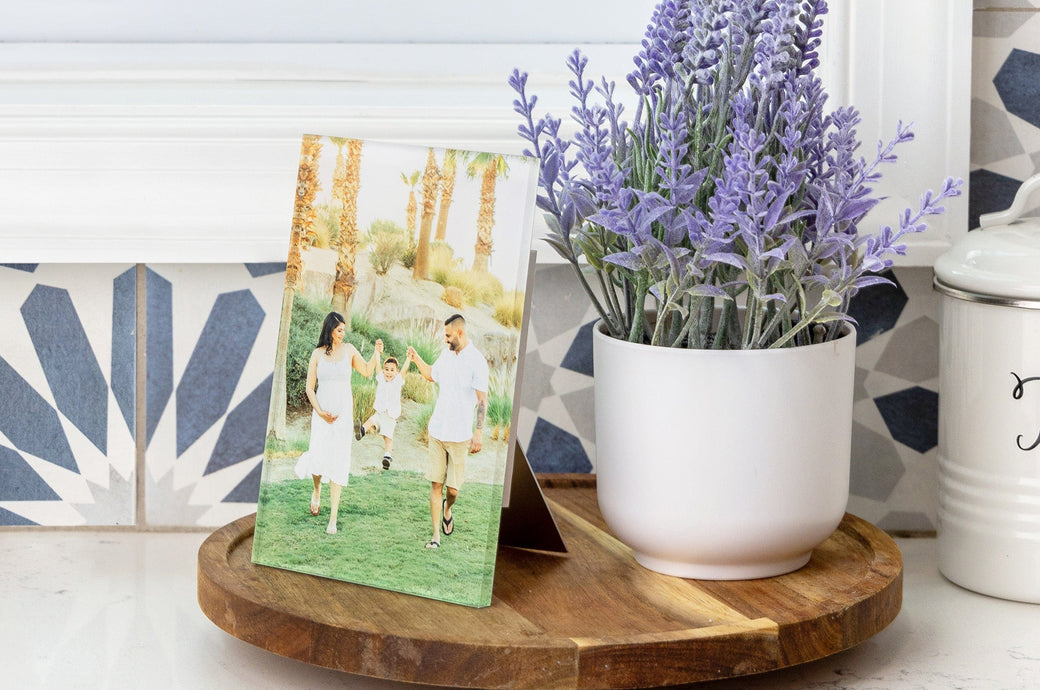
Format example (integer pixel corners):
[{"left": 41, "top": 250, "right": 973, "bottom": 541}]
[{"left": 251, "top": 135, "right": 537, "bottom": 608}]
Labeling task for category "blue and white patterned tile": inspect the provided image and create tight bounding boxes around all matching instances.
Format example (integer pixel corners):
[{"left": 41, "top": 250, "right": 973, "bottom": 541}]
[
  {"left": 846, "top": 266, "right": 942, "bottom": 530},
  {"left": 144, "top": 263, "right": 285, "bottom": 527},
  {"left": 0, "top": 263, "right": 136, "bottom": 526},
  {"left": 972, "top": 9, "right": 1040, "bottom": 224},
  {"left": 517, "top": 263, "right": 599, "bottom": 472}
]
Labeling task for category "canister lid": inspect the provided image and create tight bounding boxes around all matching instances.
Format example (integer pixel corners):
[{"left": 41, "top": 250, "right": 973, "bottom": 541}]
[{"left": 934, "top": 174, "right": 1040, "bottom": 303}]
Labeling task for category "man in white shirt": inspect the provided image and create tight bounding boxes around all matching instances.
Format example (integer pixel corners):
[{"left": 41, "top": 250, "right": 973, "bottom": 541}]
[{"left": 408, "top": 313, "right": 488, "bottom": 549}]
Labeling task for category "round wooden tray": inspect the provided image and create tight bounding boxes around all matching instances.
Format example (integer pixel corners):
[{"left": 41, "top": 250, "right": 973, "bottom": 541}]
[{"left": 198, "top": 476, "right": 902, "bottom": 689}]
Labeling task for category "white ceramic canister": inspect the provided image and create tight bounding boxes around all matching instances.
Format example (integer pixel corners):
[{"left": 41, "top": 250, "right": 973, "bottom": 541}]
[{"left": 934, "top": 174, "right": 1040, "bottom": 604}]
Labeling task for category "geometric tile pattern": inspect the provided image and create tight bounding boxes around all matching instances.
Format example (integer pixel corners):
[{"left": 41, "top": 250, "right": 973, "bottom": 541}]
[
  {"left": 517, "top": 264, "right": 599, "bottom": 475},
  {"left": 22, "top": 284, "right": 113, "bottom": 455},
  {"left": 972, "top": 9, "right": 1040, "bottom": 227},
  {"left": 994, "top": 48, "right": 1040, "bottom": 127},
  {"left": 526, "top": 418, "right": 593, "bottom": 473},
  {"left": 874, "top": 316, "right": 940, "bottom": 383},
  {"left": 143, "top": 263, "right": 285, "bottom": 527},
  {"left": 969, "top": 168, "right": 1023, "bottom": 229},
  {"left": 849, "top": 422, "right": 905, "bottom": 502},
  {"left": 971, "top": 98, "right": 1023, "bottom": 167},
  {"left": 174, "top": 290, "right": 265, "bottom": 457},
  {"left": 874, "top": 387, "right": 940, "bottom": 454},
  {"left": 560, "top": 320, "right": 596, "bottom": 377},
  {"left": 846, "top": 266, "right": 942, "bottom": 530},
  {"left": 0, "top": 259, "right": 955, "bottom": 532},
  {"left": 975, "top": 10, "right": 1034, "bottom": 39},
  {"left": 845, "top": 269, "right": 907, "bottom": 345},
  {"left": 145, "top": 268, "right": 173, "bottom": 447},
  {"left": 0, "top": 264, "right": 136, "bottom": 525}
]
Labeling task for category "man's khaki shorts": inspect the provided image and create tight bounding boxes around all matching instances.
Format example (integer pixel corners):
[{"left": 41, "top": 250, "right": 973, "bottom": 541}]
[{"left": 426, "top": 437, "right": 468, "bottom": 489}]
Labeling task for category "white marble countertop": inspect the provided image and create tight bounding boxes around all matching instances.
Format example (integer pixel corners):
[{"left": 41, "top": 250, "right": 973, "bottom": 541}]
[{"left": 2, "top": 530, "right": 1037, "bottom": 689}]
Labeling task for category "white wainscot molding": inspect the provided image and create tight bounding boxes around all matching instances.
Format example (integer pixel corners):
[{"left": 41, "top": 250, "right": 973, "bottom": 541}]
[
  {"left": 0, "top": 5, "right": 970, "bottom": 265},
  {"left": 831, "top": 0, "right": 972, "bottom": 268},
  {"left": 0, "top": 43, "right": 626, "bottom": 264}
]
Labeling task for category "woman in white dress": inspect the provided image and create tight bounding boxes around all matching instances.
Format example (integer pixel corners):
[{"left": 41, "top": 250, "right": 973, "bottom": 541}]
[{"left": 294, "top": 312, "right": 381, "bottom": 534}]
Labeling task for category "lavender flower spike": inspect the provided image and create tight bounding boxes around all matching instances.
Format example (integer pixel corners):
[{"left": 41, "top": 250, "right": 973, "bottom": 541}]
[{"left": 510, "top": 0, "right": 962, "bottom": 349}]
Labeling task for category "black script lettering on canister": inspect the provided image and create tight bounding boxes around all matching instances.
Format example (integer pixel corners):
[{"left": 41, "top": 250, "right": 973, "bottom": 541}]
[{"left": 1011, "top": 372, "right": 1040, "bottom": 451}]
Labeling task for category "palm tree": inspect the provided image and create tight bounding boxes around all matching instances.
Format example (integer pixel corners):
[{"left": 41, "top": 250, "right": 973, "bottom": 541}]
[
  {"left": 434, "top": 149, "right": 462, "bottom": 242},
  {"left": 466, "top": 152, "right": 509, "bottom": 272},
  {"left": 269, "top": 134, "right": 322, "bottom": 440},
  {"left": 401, "top": 170, "right": 420, "bottom": 243},
  {"left": 309, "top": 203, "right": 340, "bottom": 248},
  {"left": 413, "top": 148, "right": 442, "bottom": 280},
  {"left": 331, "top": 138, "right": 363, "bottom": 316}
]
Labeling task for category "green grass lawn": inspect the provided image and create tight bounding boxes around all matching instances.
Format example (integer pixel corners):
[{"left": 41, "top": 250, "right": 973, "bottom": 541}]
[{"left": 252, "top": 469, "right": 502, "bottom": 608}]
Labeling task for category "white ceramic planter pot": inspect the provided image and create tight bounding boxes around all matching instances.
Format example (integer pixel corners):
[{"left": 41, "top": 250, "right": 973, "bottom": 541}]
[{"left": 592, "top": 322, "right": 856, "bottom": 580}]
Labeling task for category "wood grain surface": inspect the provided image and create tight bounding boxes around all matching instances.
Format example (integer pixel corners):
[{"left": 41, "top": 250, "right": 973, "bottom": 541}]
[{"left": 198, "top": 475, "right": 902, "bottom": 689}]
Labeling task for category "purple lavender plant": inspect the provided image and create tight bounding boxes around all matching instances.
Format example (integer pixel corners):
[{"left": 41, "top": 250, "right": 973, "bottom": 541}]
[{"left": 509, "top": 0, "right": 962, "bottom": 349}]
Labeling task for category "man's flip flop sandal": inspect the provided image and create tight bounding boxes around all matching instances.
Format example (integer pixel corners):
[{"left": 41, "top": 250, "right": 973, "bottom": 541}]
[
  {"left": 442, "top": 499, "right": 454, "bottom": 536},
  {"left": 425, "top": 540, "right": 440, "bottom": 549}
]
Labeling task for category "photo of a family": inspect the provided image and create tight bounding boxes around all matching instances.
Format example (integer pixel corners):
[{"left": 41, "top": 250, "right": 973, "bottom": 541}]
[{"left": 251, "top": 135, "right": 536, "bottom": 608}]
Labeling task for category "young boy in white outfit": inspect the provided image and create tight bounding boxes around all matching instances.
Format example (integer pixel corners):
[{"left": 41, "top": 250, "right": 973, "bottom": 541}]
[{"left": 355, "top": 352, "right": 409, "bottom": 469}]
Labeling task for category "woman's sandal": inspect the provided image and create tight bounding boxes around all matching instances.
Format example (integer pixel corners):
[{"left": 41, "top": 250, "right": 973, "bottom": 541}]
[
  {"left": 309, "top": 497, "right": 320, "bottom": 516},
  {"left": 425, "top": 540, "right": 440, "bottom": 549}
]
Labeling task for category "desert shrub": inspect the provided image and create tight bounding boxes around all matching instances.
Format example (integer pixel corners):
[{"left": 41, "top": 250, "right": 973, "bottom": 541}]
[
  {"left": 342, "top": 330, "right": 371, "bottom": 359},
  {"left": 430, "top": 264, "right": 451, "bottom": 287},
  {"left": 367, "top": 218, "right": 403, "bottom": 237},
  {"left": 365, "top": 219, "right": 408, "bottom": 275},
  {"left": 493, "top": 290, "right": 525, "bottom": 329},
  {"left": 401, "top": 241, "right": 418, "bottom": 270},
  {"left": 369, "top": 232, "right": 407, "bottom": 275},
  {"left": 429, "top": 242, "right": 457, "bottom": 285},
  {"left": 404, "top": 327, "right": 443, "bottom": 368},
  {"left": 351, "top": 314, "right": 407, "bottom": 362},
  {"left": 472, "top": 270, "right": 505, "bottom": 304},
  {"left": 486, "top": 366, "right": 514, "bottom": 441},
  {"left": 488, "top": 391, "right": 512, "bottom": 424},
  {"left": 286, "top": 295, "right": 333, "bottom": 410},
  {"left": 442, "top": 285, "right": 464, "bottom": 308},
  {"left": 445, "top": 269, "right": 504, "bottom": 306},
  {"left": 415, "top": 401, "right": 436, "bottom": 444},
  {"left": 430, "top": 241, "right": 454, "bottom": 265},
  {"left": 352, "top": 376, "right": 376, "bottom": 422},
  {"left": 426, "top": 244, "right": 504, "bottom": 305},
  {"left": 402, "top": 371, "right": 434, "bottom": 405},
  {"left": 263, "top": 433, "right": 311, "bottom": 459},
  {"left": 487, "top": 367, "right": 513, "bottom": 426},
  {"left": 350, "top": 312, "right": 377, "bottom": 337}
]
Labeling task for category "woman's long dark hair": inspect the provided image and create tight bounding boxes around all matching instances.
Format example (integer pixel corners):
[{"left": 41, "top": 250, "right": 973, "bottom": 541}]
[{"left": 316, "top": 312, "right": 346, "bottom": 355}]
